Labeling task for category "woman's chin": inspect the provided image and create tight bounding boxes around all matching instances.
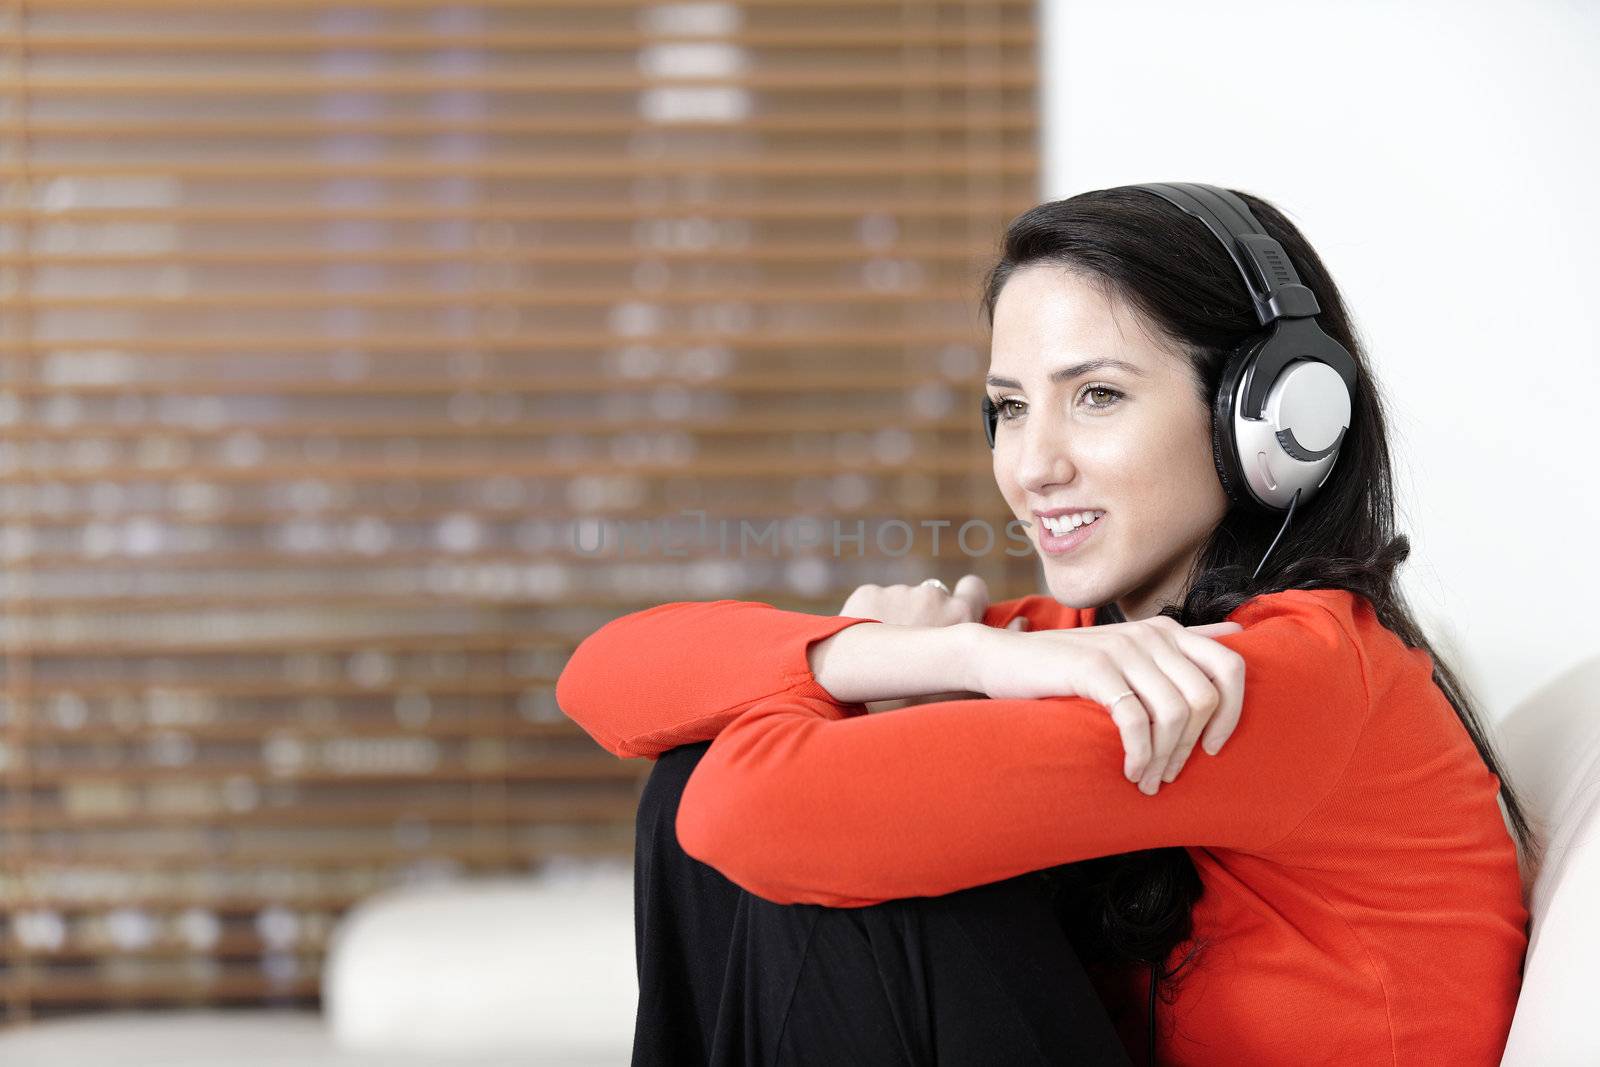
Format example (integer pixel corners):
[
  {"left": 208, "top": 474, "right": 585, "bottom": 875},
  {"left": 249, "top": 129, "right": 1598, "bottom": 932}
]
[{"left": 1040, "top": 574, "right": 1107, "bottom": 611}]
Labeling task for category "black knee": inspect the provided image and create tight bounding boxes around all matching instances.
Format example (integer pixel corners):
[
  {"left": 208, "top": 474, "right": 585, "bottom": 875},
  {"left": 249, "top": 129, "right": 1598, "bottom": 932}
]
[{"left": 773, "top": 876, "right": 1133, "bottom": 1066}]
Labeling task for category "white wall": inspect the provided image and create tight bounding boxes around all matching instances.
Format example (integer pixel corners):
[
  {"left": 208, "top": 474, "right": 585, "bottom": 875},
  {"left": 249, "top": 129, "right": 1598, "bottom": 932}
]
[{"left": 1042, "top": 0, "right": 1600, "bottom": 721}]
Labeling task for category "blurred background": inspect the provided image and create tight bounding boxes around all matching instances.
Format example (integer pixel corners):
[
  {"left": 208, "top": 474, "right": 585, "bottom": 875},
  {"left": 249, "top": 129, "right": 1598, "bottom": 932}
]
[
  {"left": 0, "top": 0, "right": 1041, "bottom": 1057},
  {"left": 0, "top": 0, "right": 1595, "bottom": 1063}
]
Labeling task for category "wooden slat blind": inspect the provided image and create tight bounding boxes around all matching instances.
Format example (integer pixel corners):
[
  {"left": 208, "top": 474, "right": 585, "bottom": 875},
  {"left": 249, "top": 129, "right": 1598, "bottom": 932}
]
[{"left": 0, "top": 0, "right": 1040, "bottom": 1025}]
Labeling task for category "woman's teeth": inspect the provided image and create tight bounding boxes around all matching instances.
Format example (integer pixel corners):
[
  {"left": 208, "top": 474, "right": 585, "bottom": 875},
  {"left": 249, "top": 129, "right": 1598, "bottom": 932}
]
[{"left": 1040, "top": 511, "right": 1105, "bottom": 536}]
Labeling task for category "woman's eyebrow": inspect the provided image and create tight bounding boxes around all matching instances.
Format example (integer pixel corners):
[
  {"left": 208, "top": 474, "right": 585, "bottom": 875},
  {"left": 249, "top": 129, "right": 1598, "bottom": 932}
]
[{"left": 985, "top": 357, "right": 1147, "bottom": 389}]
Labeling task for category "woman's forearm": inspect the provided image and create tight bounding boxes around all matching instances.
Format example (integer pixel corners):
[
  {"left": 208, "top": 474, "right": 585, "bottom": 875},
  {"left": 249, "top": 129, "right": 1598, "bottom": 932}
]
[
  {"left": 806, "top": 621, "right": 985, "bottom": 704},
  {"left": 558, "top": 600, "right": 878, "bottom": 758}
]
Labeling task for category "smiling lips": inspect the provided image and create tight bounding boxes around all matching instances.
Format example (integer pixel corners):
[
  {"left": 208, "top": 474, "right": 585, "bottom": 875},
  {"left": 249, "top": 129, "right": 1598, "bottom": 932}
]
[
  {"left": 1035, "top": 510, "right": 1105, "bottom": 537},
  {"left": 1031, "top": 510, "right": 1105, "bottom": 557}
]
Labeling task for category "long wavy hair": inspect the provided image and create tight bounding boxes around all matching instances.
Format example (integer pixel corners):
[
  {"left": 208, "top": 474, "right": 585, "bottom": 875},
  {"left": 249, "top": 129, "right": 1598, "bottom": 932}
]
[{"left": 979, "top": 185, "right": 1539, "bottom": 1019}]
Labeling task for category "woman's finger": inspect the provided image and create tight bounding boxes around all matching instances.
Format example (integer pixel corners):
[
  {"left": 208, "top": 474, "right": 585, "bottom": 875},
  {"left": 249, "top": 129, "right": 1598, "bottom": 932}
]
[
  {"left": 1186, "top": 621, "right": 1243, "bottom": 638},
  {"left": 1114, "top": 647, "right": 1190, "bottom": 794},
  {"left": 951, "top": 573, "right": 989, "bottom": 622},
  {"left": 1167, "top": 627, "right": 1247, "bottom": 759},
  {"left": 1079, "top": 651, "right": 1150, "bottom": 782},
  {"left": 1144, "top": 634, "right": 1223, "bottom": 784},
  {"left": 1105, "top": 690, "right": 1152, "bottom": 785}
]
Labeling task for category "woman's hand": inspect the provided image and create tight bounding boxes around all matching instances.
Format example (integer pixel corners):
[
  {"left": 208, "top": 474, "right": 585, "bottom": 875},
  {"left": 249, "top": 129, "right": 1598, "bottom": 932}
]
[
  {"left": 967, "top": 616, "right": 1246, "bottom": 795},
  {"left": 838, "top": 573, "right": 993, "bottom": 628},
  {"left": 838, "top": 575, "right": 1026, "bottom": 713}
]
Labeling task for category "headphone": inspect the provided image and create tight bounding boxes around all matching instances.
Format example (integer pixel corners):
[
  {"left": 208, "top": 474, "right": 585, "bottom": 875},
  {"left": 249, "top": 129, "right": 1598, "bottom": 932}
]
[{"left": 981, "top": 182, "right": 1358, "bottom": 517}]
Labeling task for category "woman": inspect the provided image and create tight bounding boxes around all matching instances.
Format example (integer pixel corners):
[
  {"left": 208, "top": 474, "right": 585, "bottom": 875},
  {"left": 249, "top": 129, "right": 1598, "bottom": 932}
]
[{"left": 557, "top": 186, "right": 1534, "bottom": 1065}]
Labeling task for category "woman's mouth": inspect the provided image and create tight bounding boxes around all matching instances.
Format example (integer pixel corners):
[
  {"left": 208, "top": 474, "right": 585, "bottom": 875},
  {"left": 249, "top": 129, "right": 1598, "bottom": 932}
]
[{"left": 1035, "top": 510, "right": 1105, "bottom": 556}]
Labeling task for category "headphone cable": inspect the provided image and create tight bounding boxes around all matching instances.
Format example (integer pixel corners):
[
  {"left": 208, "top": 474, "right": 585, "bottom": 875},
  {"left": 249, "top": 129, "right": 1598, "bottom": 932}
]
[
  {"left": 1147, "top": 961, "right": 1158, "bottom": 1066},
  {"left": 1250, "top": 487, "right": 1302, "bottom": 583}
]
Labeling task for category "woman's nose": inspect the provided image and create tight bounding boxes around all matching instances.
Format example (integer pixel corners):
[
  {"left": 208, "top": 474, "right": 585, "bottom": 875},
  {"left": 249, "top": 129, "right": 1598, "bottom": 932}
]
[{"left": 1013, "top": 418, "right": 1076, "bottom": 494}]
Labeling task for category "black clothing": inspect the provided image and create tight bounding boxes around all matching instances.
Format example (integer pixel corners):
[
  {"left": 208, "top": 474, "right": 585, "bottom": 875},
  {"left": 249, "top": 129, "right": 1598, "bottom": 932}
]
[{"left": 631, "top": 740, "right": 1136, "bottom": 1066}]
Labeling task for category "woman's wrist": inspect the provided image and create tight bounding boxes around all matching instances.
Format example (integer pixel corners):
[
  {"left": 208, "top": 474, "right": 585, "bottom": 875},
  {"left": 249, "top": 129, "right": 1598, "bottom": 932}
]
[
  {"left": 807, "top": 621, "right": 984, "bottom": 704},
  {"left": 952, "top": 620, "right": 998, "bottom": 695}
]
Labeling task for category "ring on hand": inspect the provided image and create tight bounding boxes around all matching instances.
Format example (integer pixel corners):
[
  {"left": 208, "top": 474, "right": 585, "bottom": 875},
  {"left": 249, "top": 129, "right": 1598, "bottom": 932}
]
[
  {"left": 1110, "top": 689, "right": 1138, "bottom": 707},
  {"left": 920, "top": 578, "right": 952, "bottom": 594}
]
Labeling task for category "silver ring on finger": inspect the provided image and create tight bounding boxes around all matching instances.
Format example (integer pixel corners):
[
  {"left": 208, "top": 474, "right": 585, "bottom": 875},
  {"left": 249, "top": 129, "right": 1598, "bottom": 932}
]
[
  {"left": 919, "top": 578, "right": 951, "bottom": 595},
  {"left": 1110, "top": 689, "right": 1138, "bottom": 707}
]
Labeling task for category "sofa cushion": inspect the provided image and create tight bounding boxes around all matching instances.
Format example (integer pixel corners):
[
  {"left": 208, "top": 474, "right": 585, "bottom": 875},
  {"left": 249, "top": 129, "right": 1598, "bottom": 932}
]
[{"left": 322, "top": 859, "right": 636, "bottom": 1060}]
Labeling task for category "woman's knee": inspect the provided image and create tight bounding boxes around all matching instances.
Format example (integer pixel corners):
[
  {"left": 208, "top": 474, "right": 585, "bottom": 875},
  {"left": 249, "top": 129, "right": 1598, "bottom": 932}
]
[{"left": 778, "top": 876, "right": 1130, "bottom": 1065}]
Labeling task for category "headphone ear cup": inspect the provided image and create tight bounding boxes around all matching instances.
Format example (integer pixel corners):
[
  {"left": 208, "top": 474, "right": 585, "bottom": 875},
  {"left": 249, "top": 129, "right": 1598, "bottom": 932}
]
[{"left": 1211, "top": 338, "right": 1264, "bottom": 511}]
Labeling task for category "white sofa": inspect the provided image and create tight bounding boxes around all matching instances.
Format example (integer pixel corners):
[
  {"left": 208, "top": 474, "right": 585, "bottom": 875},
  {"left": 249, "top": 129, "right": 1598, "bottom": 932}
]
[
  {"left": 0, "top": 655, "right": 1595, "bottom": 1065},
  {"left": 1495, "top": 653, "right": 1600, "bottom": 1065}
]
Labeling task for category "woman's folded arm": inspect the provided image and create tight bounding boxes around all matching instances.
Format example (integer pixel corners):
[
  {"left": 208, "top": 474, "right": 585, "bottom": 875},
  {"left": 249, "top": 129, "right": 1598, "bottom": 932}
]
[
  {"left": 554, "top": 600, "right": 877, "bottom": 759},
  {"left": 674, "top": 590, "right": 1372, "bottom": 907},
  {"left": 554, "top": 595, "right": 1067, "bottom": 760}
]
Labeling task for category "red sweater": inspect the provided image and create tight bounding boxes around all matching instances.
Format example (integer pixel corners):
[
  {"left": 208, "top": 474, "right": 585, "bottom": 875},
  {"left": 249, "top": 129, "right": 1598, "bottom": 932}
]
[{"left": 556, "top": 589, "right": 1528, "bottom": 1065}]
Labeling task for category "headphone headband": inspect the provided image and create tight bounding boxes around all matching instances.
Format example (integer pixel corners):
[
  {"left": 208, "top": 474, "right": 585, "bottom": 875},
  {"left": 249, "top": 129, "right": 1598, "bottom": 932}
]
[{"left": 1134, "top": 182, "right": 1321, "bottom": 325}]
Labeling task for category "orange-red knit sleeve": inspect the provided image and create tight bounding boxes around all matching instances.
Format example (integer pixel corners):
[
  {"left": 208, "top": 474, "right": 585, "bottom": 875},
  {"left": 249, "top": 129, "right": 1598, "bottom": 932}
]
[
  {"left": 674, "top": 590, "right": 1371, "bottom": 906},
  {"left": 555, "top": 595, "right": 1077, "bottom": 760}
]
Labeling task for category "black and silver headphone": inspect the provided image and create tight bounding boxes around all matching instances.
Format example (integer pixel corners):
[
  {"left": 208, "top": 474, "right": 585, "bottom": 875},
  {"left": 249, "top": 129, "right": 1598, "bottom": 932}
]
[{"left": 981, "top": 182, "right": 1359, "bottom": 532}]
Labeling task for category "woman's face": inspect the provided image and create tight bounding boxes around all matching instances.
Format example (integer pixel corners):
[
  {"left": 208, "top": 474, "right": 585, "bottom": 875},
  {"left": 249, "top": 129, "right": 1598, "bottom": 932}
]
[{"left": 986, "top": 262, "right": 1229, "bottom": 620}]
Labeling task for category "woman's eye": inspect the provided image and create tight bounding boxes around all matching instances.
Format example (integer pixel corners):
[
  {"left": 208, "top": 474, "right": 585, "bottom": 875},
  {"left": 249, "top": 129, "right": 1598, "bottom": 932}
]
[
  {"left": 989, "top": 386, "right": 1122, "bottom": 425},
  {"left": 1082, "top": 385, "right": 1124, "bottom": 409}
]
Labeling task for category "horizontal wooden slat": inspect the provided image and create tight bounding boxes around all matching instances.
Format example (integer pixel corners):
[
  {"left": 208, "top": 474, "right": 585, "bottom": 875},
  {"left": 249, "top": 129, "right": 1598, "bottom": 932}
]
[
  {"left": 2, "top": 592, "right": 916, "bottom": 615},
  {"left": 17, "top": 760, "right": 642, "bottom": 786},
  {"left": 15, "top": 936, "right": 338, "bottom": 965},
  {"left": 17, "top": 720, "right": 596, "bottom": 744},
  {"left": 25, "top": 0, "right": 1030, "bottom": 8},
  {"left": 3, "top": 581, "right": 983, "bottom": 614},
  {"left": 0, "top": 195, "right": 1035, "bottom": 223},
  {"left": 15, "top": 66, "right": 1036, "bottom": 97},
  {"left": 0, "top": 411, "right": 976, "bottom": 442},
  {"left": 12, "top": 837, "right": 643, "bottom": 868},
  {"left": 4, "top": 678, "right": 546, "bottom": 699},
  {"left": 4, "top": 282, "right": 978, "bottom": 310},
  {"left": 1, "top": 592, "right": 883, "bottom": 633},
  {"left": 14, "top": 534, "right": 1000, "bottom": 570},
  {"left": 3, "top": 153, "right": 1035, "bottom": 180},
  {"left": 0, "top": 239, "right": 1001, "bottom": 268},
  {"left": 0, "top": 498, "right": 995, "bottom": 529},
  {"left": 7, "top": 630, "right": 561, "bottom": 657},
  {"left": 21, "top": 0, "right": 1029, "bottom": 11},
  {"left": 0, "top": 878, "right": 630, "bottom": 916},
  {"left": 19, "top": 796, "right": 639, "bottom": 830},
  {"left": 0, "top": 896, "right": 381, "bottom": 916},
  {"left": 0, "top": 977, "right": 325, "bottom": 1003},
  {"left": 12, "top": 112, "right": 1036, "bottom": 139},
  {"left": 4, "top": 450, "right": 995, "bottom": 483},
  {"left": 4, "top": 620, "right": 748, "bottom": 662},
  {"left": 0, "top": 27, "right": 1032, "bottom": 52},
  {"left": 0, "top": 328, "right": 982, "bottom": 354},
  {"left": 2, "top": 369, "right": 978, "bottom": 395},
  {"left": 9, "top": 572, "right": 985, "bottom": 614},
  {"left": 2, "top": 377, "right": 982, "bottom": 398}
]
